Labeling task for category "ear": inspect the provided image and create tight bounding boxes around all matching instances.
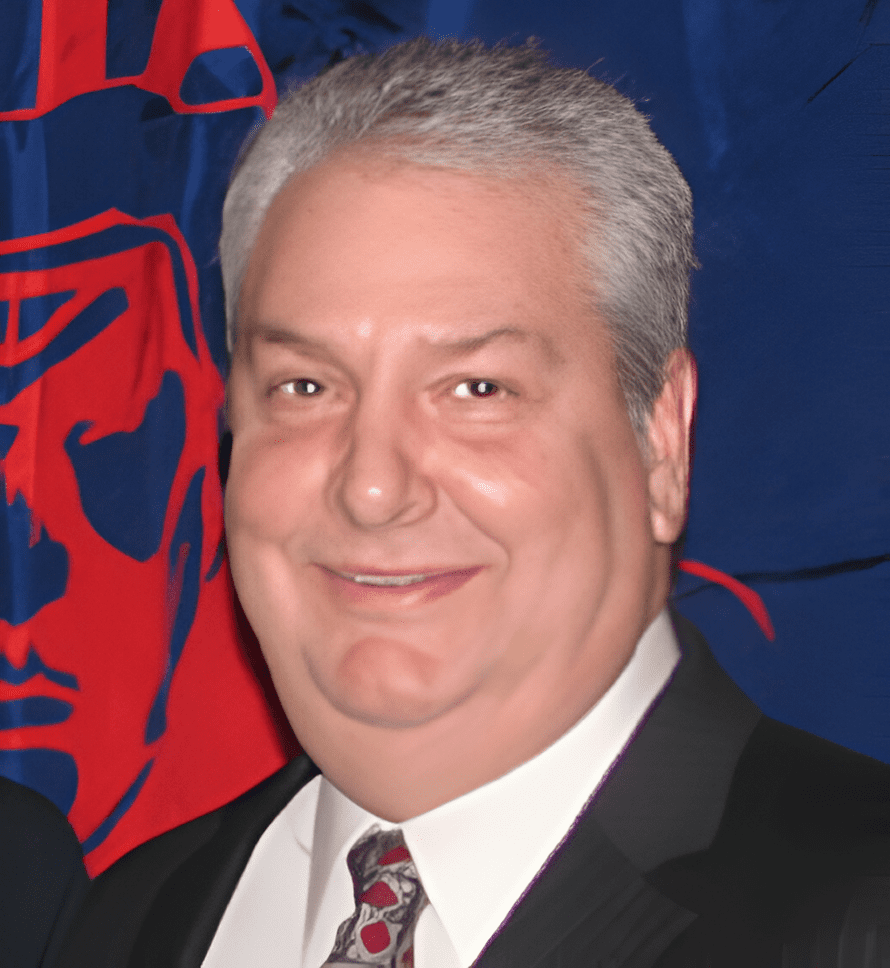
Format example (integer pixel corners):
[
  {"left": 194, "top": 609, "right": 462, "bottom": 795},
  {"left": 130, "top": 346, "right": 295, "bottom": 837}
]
[{"left": 645, "top": 348, "right": 697, "bottom": 545}]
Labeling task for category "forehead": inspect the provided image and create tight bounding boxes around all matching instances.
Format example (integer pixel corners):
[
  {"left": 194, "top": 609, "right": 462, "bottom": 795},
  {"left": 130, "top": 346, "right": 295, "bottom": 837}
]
[{"left": 237, "top": 152, "right": 602, "bottom": 355}]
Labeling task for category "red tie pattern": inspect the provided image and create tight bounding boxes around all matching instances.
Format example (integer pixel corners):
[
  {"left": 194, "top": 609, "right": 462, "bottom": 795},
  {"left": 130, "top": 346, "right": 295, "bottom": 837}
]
[{"left": 322, "top": 826, "right": 428, "bottom": 968}]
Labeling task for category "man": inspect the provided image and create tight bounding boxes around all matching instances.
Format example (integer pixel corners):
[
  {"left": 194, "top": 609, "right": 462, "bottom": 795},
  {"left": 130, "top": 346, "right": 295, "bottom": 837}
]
[{"left": 59, "top": 37, "right": 890, "bottom": 968}]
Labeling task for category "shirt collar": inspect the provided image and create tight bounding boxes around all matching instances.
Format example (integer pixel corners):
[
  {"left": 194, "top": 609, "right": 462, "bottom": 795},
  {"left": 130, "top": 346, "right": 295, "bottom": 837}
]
[{"left": 303, "top": 610, "right": 679, "bottom": 968}]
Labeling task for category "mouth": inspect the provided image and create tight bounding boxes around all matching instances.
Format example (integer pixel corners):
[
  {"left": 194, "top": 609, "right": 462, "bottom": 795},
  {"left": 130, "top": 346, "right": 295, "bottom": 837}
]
[
  {"left": 319, "top": 565, "right": 483, "bottom": 607},
  {"left": 331, "top": 570, "right": 439, "bottom": 587}
]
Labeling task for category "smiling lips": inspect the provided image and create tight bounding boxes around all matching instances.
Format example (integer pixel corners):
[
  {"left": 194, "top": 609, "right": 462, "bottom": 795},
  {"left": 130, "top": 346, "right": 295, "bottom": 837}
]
[
  {"left": 335, "top": 571, "right": 432, "bottom": 587},
  {"left": 321, "top": 565, "right": 483, "bottom": 606}
]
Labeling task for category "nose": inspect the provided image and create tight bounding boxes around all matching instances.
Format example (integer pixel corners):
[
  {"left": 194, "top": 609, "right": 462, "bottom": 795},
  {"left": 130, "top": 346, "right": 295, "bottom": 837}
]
[{"left": 332, "top": 403, "right": 436, "bottom": 530}]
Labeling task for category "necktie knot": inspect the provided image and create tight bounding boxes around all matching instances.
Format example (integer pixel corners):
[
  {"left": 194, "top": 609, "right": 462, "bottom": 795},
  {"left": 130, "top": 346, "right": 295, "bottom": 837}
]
[{"left": 323, "top": 826, "right": 427, "bottom": 967}]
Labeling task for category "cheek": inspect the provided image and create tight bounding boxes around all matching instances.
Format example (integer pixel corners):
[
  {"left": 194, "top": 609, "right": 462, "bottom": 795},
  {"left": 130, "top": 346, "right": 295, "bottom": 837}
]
[
  {"left": 438, "top": 424, "right": 652, "bottom": 645},
  {"left": 225, "top": 427, "right": 328, "bottom": 542},
  {"left": 224, "top": 431, "right": 337, "bottom": 646},
  {"left": 440, "top": 428, "right": 615, "bottom": 551}
]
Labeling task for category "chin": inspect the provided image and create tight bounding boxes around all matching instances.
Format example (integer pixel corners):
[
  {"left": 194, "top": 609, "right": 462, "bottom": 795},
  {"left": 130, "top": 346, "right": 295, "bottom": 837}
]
[{"left": 314, "top": 633, "right": 475, "bottom": 730}]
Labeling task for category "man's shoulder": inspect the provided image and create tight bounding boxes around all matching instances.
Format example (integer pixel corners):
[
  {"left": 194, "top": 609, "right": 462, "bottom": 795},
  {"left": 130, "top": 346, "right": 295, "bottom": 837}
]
[
  {"left": 727, "top": 715, "right": 890, "bottom": 868},
  {"left": 57, "top": 755, "right": 319, "bottom": 968},
  {"left": 0, "top": 777, "right": 89, "bottom": 968},
  {"left": 0, "top": 774, "right": 86, "bottom": 870},
  {"left": 648, "top": 719, "right": 890, "bottom": 965},
  {"left": 669, "top": 610, "right": 890, "bottom": 866}
]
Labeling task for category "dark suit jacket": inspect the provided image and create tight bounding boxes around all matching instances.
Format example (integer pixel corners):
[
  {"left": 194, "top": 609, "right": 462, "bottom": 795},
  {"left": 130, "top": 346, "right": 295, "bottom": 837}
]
[
  {"left": 0, "top": 777, "right": 89, "bottom": 968},
  {"left": 58, "top": 614, "right": 890, "bottom": 967}
]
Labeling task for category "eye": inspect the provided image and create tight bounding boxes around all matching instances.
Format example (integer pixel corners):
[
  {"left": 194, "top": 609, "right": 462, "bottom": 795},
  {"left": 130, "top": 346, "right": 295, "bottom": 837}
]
[
  {"left": 454, "top": 380, "right": 500, "bottom": 399},
  {"left": 280, "top": 378, "right": 324, "bottom": 397}
]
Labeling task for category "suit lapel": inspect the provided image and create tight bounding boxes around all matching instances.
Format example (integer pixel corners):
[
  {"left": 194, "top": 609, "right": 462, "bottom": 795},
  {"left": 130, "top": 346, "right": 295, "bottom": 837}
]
[
  {"left": 133, "top": 755, "right": 320, "bottom": 968},
  {"left": 475, "top": 810, "right": 696, "bottom": 968},
  {"left": 592, "top": 611, "right": 761, "bottom": 871},
  {"left": 475, "top": 612, "right": 762, "bottom": 968}
]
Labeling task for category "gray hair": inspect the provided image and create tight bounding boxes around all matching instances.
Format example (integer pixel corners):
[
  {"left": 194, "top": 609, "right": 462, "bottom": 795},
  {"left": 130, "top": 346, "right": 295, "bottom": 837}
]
[{"left": 220, "top": 37, "right": 695, "bottom": 430}]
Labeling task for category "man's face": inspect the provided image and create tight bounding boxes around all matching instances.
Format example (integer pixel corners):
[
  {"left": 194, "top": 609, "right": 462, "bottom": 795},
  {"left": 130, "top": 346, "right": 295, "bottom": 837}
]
[{"left": 226, "top": 153, "right": 693, "bottom": 818}]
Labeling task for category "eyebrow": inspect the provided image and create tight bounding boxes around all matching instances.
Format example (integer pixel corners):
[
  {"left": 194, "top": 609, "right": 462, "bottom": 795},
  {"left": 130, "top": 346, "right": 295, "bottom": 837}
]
[
  {"left": 249, "top": 322, "right": 564, "bottom": 365},
  {"left": 426, "top": 326, "right": 565, "bottom": 366},
  {"left": 251, "top": 325, "right": 328, "bottom": 354},
  {"left": 426, "top": 327, "right": 529, "bottom": 354}
]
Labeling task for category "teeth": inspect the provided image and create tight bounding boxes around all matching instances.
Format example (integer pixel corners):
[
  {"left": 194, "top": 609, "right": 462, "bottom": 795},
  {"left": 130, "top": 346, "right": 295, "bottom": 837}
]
[{"left": 343, "top": 572, "right": 430, "bottom": 586}]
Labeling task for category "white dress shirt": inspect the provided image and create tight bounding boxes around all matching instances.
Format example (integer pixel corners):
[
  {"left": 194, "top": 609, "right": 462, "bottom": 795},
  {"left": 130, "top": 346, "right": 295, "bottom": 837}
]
[{"left": 203, "top": 611, "right": 679, "bottom": 968}]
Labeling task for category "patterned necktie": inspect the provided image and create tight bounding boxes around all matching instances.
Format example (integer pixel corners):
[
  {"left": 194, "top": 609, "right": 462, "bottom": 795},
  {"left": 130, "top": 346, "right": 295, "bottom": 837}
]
[{"left": 321, "top": 826, "right": 428, "bottom": 968}]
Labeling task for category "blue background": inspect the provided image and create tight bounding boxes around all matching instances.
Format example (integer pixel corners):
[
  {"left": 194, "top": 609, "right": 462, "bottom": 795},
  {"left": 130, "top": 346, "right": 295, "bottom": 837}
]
[{"left": 1, "top": 0, "right": 887, "bottom": 819}]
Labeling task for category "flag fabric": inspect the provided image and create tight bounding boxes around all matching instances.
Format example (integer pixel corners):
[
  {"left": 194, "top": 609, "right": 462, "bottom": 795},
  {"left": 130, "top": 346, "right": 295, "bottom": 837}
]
[{"left": 0, "top": 0, "right": 423, "bottom": 876}]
